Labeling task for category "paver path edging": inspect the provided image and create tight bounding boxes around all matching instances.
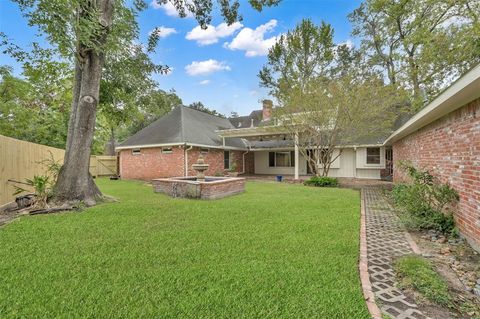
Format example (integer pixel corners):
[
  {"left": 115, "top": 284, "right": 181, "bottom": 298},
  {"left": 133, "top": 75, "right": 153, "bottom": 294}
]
[{"left": 360, "top": 188, "right": 431, "bottom": 319}]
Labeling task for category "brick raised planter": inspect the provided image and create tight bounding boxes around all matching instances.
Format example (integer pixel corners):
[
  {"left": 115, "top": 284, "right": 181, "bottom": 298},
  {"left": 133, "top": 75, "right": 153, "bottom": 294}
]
[{"left": 152, "top": 177, "right": 245, "bottom": 200}]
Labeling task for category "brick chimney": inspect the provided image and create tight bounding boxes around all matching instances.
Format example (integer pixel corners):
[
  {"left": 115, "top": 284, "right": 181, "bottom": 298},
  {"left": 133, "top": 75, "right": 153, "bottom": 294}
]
[{"left": 262, "top": 99, "right": 273, "bottom": 122}]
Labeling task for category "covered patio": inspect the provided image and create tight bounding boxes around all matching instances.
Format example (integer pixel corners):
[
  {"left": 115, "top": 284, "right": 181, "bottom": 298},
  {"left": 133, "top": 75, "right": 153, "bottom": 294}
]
[
  {"left": 218, "top": 125, "right": 303, "bottom": 180},
  {"left": 218, "top": 125, "right": 390, "bottom": 181}
]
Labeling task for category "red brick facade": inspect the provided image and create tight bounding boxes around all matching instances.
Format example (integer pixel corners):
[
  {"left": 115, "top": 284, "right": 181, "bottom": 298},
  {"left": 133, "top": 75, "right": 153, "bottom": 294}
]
[
  {"left": 119, "top": 146, "right": 253, "bottom": 181},
  {"left": 393, "top": 98, "right": 480, "bottom": 249}
]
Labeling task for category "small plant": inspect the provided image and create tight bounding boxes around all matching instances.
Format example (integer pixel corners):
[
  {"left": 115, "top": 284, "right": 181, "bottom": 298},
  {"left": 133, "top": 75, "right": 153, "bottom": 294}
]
[
  {"left": 304, "top": 176, "right": 338, "bottom": 187},
  {"left": 10, "top": 151, "right": 62, "bottom": 209},
  {"left": 394, "top": 255, "right": 451, "bottom": 306},
  {"left": 229, "top": 162, "right": 237, "bottom": 172},
  {"left": 13, "top": 175, "right": 51, "bottom": 208},
  {"left": 392, "top": 162, "right": 459, "bottom": 235}
]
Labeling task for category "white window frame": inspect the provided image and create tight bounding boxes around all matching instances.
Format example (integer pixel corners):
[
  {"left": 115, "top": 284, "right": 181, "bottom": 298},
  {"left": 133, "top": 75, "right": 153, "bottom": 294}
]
[
  {"left": 161, "top": 147, "right": 173, "bottom": 154},
  {"left": 269, "top": 151, "right": 295, "bottom": 167},
  {"left": 132, "top": 149, "right": 141, "bottom": 155},
  {"left": 200, "top": 148, "right": 209, "bottom": 155},
  {"left": 366, "top": 147, "right": 381, "bottom": 165}
]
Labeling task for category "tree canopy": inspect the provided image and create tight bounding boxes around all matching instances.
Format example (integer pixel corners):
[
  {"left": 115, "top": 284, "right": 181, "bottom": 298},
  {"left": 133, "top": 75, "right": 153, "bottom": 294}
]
[
  {"left": 4, "top": 0, "right": 281, "bottom": 205},
  {"left": 349, "top": 0, "right": 480, "bottom": 109},
  {"left": 260, "top": 19, "right": 404, "bottom": 176}
]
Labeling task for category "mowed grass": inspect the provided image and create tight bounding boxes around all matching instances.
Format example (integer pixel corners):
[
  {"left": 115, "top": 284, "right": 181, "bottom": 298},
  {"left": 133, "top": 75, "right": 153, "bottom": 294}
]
[{"left": 0, "top": 179, "right": 369, "bottom": 318}]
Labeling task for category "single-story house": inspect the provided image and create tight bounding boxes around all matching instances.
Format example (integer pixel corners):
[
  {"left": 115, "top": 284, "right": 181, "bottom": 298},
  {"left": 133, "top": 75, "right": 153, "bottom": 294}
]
[
  {"left": 117, "top": 100, "right": 391, "bottom": 181},
  {"left": 117, "top": 63, "right": 479, "bottom": 250},
  {"left": 116, "top": 106, "right": 252, "bottom": 180}
]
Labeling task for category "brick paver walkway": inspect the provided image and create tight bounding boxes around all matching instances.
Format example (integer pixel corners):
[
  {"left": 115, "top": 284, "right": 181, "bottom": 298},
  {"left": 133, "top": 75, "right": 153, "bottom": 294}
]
[{"left": 363, "top": 188, "right": 431, "bottom": 319}]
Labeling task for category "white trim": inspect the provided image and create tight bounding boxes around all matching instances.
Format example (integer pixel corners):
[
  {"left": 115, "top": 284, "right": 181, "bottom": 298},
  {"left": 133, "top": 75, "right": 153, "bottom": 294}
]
[
  {"left": 116, "top": 142, "right": 246, "bottom": 151},
  {"left": 294, "top": 133, "right": 299, "bottom": 180},
  {"left": 384, "top": 64, "right": 480, "bottom": 145},
  {"left": 249, "top": 144, "right": 383, "bottom": 152},
  {"left": 184, "top": 144, "right": 193, "bottom": 177},
  {"left": 241, "top": 150, "right": 249, "bottom": 174},
  {"left": 161, "top": 147, "right": 173, "bottom": 154}
]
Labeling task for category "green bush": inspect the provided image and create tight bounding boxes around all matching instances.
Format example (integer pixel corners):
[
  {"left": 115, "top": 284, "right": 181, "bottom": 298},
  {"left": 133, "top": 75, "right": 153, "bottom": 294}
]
[
  {"left": 391, "top": 162, "right": 459, "bottom": 235},
  {"left": 304, "top": 176, "right": 338, "bottom": 187}
]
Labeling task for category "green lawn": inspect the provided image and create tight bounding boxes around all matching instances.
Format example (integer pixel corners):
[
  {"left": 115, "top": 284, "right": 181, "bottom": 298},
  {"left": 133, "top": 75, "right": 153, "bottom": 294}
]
[{"left": 0, "top": 179, "right": 369, "bottom": 318}]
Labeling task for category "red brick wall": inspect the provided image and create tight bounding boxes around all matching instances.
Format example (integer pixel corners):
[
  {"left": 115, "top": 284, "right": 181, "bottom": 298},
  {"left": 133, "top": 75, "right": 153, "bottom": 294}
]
[
  {"left": 187, "top": 148, "right": 230, "bottom": 177},
  {"left": 119, "top": 146, "right": 185, "bottom": 180},
  {"left": 393, "top": 98, "right": 480, "bottom": 250},
  {"left": 119, "top": 146, "right": 250, "bottom": 180}
]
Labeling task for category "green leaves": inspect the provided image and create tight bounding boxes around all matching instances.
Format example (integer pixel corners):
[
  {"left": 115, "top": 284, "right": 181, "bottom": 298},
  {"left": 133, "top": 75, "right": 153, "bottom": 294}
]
[
  {"left": 392, "top": 162, "right": 459, "bottom": 234},
  {"left": 259, "top": 19, "right": 336, "bottom": 104},
  {"left": 349, "top": 0, "right": 480, "bottom": 109}
]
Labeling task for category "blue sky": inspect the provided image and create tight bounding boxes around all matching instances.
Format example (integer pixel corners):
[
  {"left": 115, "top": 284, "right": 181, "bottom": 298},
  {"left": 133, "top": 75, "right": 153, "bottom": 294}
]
[{"left": 0, "top": 0, "right": 361, "bottom": 116}]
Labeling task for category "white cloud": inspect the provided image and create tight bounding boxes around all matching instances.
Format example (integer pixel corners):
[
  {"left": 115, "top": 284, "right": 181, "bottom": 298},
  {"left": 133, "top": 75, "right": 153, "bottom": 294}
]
[
  {"left": 185, "top": 59, "right": 231, "bottom": 76},
  {"left": 338, "top": 39, "right": 354, "bottom": 49},
  {"left": 149, "top": 26, "right": 177, "bottom": 39},
  {"left": 249, "top": 90, "right": 258, "bottom": 96},
  {"left": 199, "top": 79, "right": 211, "bottom": 85},
  {"left": 186, "top": 22, "right": 243, "bottom": 46},
  {"left": 150, "top": 0, "right": 193, "bottom": 18},
  {"left": 224, "top": 19, "right": 278, "bottom": 57}
]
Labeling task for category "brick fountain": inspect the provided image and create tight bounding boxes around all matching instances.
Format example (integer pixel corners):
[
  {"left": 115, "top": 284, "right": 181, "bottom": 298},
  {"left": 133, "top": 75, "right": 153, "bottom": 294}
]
[{"left": 152, "top": 154, "right": 245, "bottom": 199}]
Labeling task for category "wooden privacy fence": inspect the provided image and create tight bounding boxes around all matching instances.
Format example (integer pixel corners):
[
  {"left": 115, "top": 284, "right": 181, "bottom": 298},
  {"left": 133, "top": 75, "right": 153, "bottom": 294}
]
[
  {"left": 89, "top": 156, "right": 118, "bottom": 178},
  {"left": 0, "top": 135, "right": 117, "bottom": 206}
]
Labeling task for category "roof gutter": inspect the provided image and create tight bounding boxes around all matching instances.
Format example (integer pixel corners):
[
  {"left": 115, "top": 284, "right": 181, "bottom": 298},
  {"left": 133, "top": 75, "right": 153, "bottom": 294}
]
[{"left": 116, "top": 142, "right": 247, "bottom": 152}]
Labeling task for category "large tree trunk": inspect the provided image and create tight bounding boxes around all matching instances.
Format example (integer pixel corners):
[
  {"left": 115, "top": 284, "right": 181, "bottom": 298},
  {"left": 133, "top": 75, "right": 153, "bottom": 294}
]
[
  {"left": 107, "top": 126, "right": 116, "bottom": 156},
  {"left": 54, "top": 51, "right": 103, "bottom": 206},
  {"left": 53, "top": 0, "right": 113, "bottom": 206}
]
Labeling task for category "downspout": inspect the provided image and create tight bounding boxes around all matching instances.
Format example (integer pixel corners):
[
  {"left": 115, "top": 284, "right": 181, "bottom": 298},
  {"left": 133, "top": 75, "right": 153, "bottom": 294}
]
[
  {"left": 241, "top": 149, "right": 250, "bottom": 175},
  {"left": 353, "top": 147, "right": 357, "bottom": 179},
  {"left": 184, "top": 143, "right": 193, "bottom": 177}
]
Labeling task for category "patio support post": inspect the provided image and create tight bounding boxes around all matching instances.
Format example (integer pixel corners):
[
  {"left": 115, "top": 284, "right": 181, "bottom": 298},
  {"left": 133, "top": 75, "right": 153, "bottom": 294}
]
[{"left": 294, "top": 133, "right": 299, "bottom": 180}]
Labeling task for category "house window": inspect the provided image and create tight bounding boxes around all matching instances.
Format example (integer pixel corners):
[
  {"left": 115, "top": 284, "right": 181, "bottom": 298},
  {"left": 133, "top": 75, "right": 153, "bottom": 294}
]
[
  {"left": 200, "top": 148, "right": 209, "bottom": 154},
  {"left": 132, "top": 149, "right": 141, "bottom": 155},
  {"left": 366, "top": 147, "right": 381, "bottom": 164},
  {"left": 269, "top": 151, "right": 295, "bottom": 167},
  {"left": 224, "top": 151, "right": 230, "bottom": 169},
  {"left": 162, "top": 147, "right": 173, "bottom": 154}
]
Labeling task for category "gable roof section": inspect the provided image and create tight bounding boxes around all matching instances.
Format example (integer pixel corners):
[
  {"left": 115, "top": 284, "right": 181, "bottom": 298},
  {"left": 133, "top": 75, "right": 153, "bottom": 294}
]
[
  {"left": 384, "top": 64, "right": 480, "bottom": 145},
  {"left": 117, "top": 106, "right": 247, "bottom": 150}
]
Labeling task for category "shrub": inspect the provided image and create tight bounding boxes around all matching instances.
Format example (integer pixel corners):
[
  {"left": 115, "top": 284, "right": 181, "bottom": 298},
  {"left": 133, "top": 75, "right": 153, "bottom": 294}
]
[
  {"left": 392, "top": 162, "right": 459, "bottom": 235},
  {"left": 10, "top": 151, "right": 61, "bottom": 208},
  {"left": 304, "top": 176, "right": 338, "bottom": 187}
]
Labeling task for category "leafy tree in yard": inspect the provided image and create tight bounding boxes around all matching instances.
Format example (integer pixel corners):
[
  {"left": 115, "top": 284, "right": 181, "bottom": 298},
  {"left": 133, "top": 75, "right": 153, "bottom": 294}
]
[
  {"left": 259, "top": 19, "right": 335, "bottom": 105},
  {"left": 12, "top": 0, "right": 280, "bottom": 206},
  {"left": 349, "top": 0, "right": 480, "bottom": 109},
  {"left": 0, "top": 46, "right": 73, "bottom": 149},
  {"left": 260, "top": 19, "right": 402, "bottom": 176},
  {"left": 278, "top": 74, "right": 400, "bottom": 176},
  {"left": 98, "top": 43, "right": 163, "bottom": 155}
]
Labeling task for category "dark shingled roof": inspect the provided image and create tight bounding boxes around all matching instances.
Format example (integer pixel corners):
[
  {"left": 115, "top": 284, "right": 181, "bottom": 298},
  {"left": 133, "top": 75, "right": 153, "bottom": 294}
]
[{"left": 119, "top": 106, "right": 247, "bottom": 149}]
